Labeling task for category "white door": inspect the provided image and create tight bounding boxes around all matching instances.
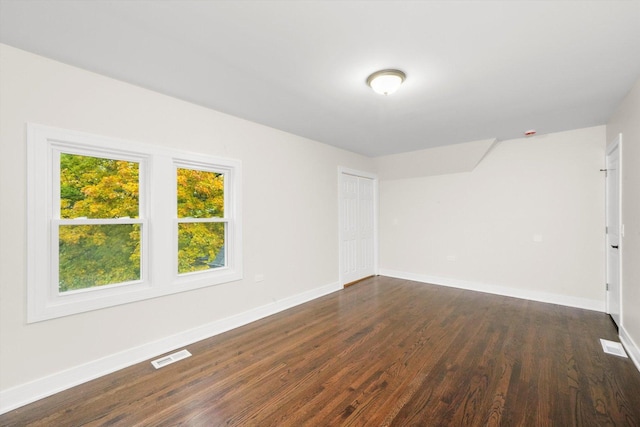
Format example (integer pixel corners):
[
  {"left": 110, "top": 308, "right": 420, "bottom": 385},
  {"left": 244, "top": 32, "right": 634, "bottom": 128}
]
[
  {"left": 605, "top": 135, "right": 621, "bottom": 327},
  {"left": 339, "top": 170, "right": 376, "bottom": 285}
]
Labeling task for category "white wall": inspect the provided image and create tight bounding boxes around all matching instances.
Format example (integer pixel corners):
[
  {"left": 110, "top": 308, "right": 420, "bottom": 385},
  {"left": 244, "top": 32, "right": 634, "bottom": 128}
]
[
  {"left": 0, "top": 44, "right": 373, "bottom": 407},
  {"left": 378, "top": 127, "right": 606, "bottom": 309},
  {"left": 607, "top": 76, "right": 640, "bottom": 367},
  {"left": 375, "top": 138, "right": 497, "bottom": 180}
]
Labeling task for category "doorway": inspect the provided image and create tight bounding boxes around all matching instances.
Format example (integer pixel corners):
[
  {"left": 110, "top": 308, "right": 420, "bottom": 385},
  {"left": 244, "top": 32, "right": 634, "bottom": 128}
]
[
  {"left": 339, "top": 168, "right": 377, "bottom": 286},
  {"left": 605, "top": 134, "right": 622, "bottom": 327}
]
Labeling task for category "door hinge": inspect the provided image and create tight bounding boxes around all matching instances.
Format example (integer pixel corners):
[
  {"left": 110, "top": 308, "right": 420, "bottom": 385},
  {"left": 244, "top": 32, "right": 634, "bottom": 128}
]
[
  {"left": 606, "top": 283, "right": 609, "bottom": 291},
  {"left": 606, "top": 226, "right": 608, "bottom": 234}
]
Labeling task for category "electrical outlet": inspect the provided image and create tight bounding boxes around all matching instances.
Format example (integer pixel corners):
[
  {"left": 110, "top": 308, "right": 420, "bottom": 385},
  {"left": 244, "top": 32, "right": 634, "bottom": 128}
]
[{"left": 254, "top": 274, "right": 265, "bottom": 282}]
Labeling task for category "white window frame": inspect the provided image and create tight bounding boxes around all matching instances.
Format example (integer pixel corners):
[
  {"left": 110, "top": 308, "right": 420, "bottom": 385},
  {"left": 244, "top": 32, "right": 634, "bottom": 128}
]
[
  {"left": 51, "top": 144, "right": 150, "bottom": 297},
  {"left": 27, "top": 124, "right": 243, "bottom": 322},
  {"left": 172, "top": 158, "right": 240, "bottom": 286}
]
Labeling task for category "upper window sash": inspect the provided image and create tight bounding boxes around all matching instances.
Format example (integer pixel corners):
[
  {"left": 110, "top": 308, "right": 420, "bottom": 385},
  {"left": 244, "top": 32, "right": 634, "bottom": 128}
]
[
  {"left": 52, "top": 146, "right": 147, "bottom": 220},
  {"left": 174, "top": 159, "right": 230, "bottom": 217}
]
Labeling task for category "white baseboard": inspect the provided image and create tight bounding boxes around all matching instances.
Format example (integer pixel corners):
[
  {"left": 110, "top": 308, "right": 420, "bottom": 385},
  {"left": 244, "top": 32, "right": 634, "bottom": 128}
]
[
  {"left": 620, "top": 326, "right": 640, "bottom": 373},
  {"left": 378, "top": 269, "right": 605, "bottom": 312},
  {"left": 0, "top": 281, "right": 341, "bottom": 415}
]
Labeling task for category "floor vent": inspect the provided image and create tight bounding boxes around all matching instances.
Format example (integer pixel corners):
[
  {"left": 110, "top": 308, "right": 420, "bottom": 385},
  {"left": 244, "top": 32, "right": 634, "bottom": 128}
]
[
  {"left": 600, "top": 339, "right": 628, "bottom": 358},
  {"left": 151, "top": 349, "right": 192, "bottom": 369}
]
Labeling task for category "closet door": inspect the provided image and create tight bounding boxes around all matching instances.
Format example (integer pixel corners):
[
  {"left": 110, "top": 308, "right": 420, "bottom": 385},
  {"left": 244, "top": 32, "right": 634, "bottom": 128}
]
[{"left": 340, "top": 171, "right": 376, "bottom": 285}]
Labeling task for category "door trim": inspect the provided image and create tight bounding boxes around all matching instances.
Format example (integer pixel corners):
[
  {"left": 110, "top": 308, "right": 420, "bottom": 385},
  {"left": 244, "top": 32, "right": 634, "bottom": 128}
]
[{"left": 338, "top": 167, "right": 379, "bottom": 287}]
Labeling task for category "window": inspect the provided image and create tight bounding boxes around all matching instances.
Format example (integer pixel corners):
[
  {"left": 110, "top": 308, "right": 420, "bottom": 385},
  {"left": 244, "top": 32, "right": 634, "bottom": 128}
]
[
  {"left": 27, "top": 124, "right": 242, "bottom": 322},
  {"left": 176, "top": 165, "right": 226, "bottom": 274},
  {"left": 57, "top": 153, "right": 144, "bottom": 293}
]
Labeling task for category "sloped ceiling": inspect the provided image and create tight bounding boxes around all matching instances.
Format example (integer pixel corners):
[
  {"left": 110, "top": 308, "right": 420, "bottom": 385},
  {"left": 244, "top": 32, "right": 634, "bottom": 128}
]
[{"left": 1, "top": 0, "right": 639, "bottom": 156}]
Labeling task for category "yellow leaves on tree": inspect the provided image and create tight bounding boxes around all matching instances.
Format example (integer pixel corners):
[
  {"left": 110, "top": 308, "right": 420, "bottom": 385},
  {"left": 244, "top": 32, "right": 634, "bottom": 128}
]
[
  {"left": 177, "top": 168, "right": 225, "bottom": 274},
  {"left": 58, "top": 154, "right": 140, "bottom": 292},
  {"left": 177, "top": 168, "right": 224, "bottom": 218},
  {"left": 60, "top": 156, "right": 139, "bottom": 219},
  {"left": 58, "top": 153, "right": 225, "bottom": 292},
  {"left": 58, "top": 156, "right": 226, "bottom": 290}
]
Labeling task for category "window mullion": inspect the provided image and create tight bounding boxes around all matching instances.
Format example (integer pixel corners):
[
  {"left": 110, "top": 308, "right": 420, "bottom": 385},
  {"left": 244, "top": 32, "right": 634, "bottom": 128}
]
[{"left": 151, "top": 154, "right": 176, "bottom": 288}]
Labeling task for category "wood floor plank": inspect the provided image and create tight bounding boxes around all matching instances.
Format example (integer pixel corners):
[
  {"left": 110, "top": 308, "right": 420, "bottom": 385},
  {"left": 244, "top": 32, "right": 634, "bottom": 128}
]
[{"left": 2, "top": 276, "right": 640, "bottom": 426}]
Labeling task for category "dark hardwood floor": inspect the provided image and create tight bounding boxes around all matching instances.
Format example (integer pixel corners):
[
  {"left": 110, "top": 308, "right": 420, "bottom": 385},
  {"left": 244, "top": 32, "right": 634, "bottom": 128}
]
[{"left": 3, "top": 276, "right": 640, "bottom": 426}]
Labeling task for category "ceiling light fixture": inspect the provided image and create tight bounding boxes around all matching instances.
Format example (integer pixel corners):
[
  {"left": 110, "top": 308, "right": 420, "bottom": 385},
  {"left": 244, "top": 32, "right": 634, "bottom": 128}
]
[{"left": 366, "top": 69, "right": 406, "bottom": 95}]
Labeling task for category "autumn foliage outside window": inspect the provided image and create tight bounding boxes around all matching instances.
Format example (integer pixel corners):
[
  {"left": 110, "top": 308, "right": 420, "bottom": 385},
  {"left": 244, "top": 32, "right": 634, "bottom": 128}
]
[
  {"left": 59, "top": 153, "right": 141, "bottom": 292},
  {"left": 58, "top": 156, "right": 227, "bottom": 292},
  {"left": 177, "top": 168, "right": 226, "bottom": 274}
]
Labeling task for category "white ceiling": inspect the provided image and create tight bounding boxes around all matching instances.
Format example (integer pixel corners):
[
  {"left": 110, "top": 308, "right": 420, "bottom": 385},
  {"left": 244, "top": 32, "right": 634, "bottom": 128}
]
[{"left": 1, "top": 0, "right": 639, "bottom": 156}]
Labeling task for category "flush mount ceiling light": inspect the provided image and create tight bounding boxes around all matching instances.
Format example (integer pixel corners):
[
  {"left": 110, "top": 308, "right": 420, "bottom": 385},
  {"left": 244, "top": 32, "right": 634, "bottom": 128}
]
[{"left": 366, "top": 69, "right": 406, "bottom": 95}]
